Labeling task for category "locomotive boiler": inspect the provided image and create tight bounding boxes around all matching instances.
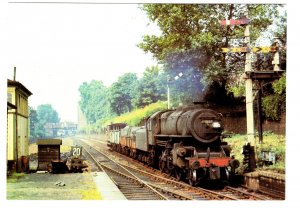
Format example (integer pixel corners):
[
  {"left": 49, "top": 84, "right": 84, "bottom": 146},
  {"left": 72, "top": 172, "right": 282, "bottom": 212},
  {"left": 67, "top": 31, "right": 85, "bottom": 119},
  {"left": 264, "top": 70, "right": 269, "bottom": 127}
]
[{"left": 106, "top": 104, "right": 239, "bottom": 186}]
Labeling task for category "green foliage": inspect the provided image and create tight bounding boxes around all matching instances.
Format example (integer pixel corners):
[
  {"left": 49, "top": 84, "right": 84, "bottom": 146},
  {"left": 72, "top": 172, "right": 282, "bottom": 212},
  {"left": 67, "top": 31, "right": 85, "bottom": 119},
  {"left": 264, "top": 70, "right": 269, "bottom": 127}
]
[
  {"left": 139, "top": 4, "right": 285, "bottom": 106},
  {"left": 262, "top": 94, "right": 285, "bottom": 121},
  {"left": 77, "top": 66, "right": 170, "bottom": 132},
  {"left": 29, "top": 107, "right": 38, "bottom": 139},
  {"left": 228, "top": 85, "right": 245, "bottom": 97},
  {"left": 7, "top": 173, "right": 25, "bottom": 182},
  {"left": 79, "top": 80, "right": 111, "bottom": 123},
  {"left": 225, "top": 133, "right": 285, "bottom": 173},
  {"left": 272, "top": 73, "right": 286, "bottom": 95},
  {"left": 36, "top": 104, "right": 60, "bottom": 124},
  {"left": 29, "top": 104, "right": 60, "bottom": 139},
  {"left": 262, "top": 74, "right": 286, "bottom": 120},
  {"left": 109, "top": 73, "right": 138, "bottom": 115},
  {"left": 104, "top": 101, "right": 167, "bottom": 126},
  {"left": 133, "top": 66, "right": 167, "bottom": 108}
]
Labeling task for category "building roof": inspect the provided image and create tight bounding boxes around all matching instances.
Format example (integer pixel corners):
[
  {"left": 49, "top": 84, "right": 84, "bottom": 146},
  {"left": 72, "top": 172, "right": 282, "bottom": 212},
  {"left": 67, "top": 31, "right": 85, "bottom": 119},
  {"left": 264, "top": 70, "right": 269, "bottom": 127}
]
[
  {"left": 7, "top": 79, "right": 32, "bottom": 96},
  {"left": 36, "top": 138, "right": 62, "bottom": 145}
]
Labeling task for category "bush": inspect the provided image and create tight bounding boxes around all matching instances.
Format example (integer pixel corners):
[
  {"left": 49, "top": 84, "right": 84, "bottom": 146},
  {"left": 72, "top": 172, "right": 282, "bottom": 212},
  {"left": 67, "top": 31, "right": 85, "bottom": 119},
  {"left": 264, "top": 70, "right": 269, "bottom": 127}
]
[{"left": 224, "top": 133, "right": 285, "bottom": 173}]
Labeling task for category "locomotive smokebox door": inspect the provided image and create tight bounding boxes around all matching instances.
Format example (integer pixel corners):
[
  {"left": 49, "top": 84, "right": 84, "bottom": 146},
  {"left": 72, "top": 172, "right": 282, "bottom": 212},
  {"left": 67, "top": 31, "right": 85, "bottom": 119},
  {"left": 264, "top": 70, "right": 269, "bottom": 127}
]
[{"left": 71, "top": 146, "right": 83, "bottom": 158}]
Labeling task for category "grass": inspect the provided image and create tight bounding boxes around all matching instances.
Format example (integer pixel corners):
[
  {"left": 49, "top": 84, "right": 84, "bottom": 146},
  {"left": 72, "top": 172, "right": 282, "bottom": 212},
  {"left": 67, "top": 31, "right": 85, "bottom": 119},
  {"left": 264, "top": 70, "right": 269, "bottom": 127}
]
[
  {"left": 103, "top": 101, "right": 167, "bottom": 126},
  {"left": 7, "top": 173, "right": 25, "bottom": 183},
  {"left": 224, "top": 133, "right": 285, "bottom": 174}
]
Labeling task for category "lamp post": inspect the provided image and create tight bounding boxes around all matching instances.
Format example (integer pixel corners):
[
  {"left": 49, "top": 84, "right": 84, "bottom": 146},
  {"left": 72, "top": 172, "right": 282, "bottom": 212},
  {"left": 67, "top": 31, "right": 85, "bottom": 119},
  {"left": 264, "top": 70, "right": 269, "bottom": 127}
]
[{"left": 167, "top": 72, "right": 183, "bottom": 109}]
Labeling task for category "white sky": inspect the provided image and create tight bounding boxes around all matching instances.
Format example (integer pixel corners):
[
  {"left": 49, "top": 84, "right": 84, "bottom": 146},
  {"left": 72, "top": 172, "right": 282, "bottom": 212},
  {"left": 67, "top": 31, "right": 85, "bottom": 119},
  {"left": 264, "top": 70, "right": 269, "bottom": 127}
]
[{"left": 5, "top": 2, "right": 161, "bottom": 122}]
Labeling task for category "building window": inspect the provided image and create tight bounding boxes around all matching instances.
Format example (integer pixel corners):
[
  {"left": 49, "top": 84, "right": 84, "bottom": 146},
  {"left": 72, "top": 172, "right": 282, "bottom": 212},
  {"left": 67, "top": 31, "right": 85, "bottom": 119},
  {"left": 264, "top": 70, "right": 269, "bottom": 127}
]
[{"left": 7, "top": 93, "right": 12, "bottom": 103}]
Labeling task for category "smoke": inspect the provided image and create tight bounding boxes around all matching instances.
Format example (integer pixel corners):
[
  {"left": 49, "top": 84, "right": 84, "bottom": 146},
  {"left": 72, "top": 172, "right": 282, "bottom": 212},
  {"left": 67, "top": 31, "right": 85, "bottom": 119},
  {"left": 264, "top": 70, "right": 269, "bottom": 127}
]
[
  {"left": 164, "top": 48, "right": 238, "bottom": 106},
  {"left": 164, "top": 48, "right": 212, "bottom": 105}
]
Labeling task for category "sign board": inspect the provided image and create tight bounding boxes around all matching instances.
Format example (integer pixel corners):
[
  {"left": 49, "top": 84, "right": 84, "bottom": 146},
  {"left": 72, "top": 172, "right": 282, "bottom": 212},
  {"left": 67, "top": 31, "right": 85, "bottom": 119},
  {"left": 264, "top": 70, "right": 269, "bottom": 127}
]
[
  {"left": 221, "top": 46, "right": 277, "bottom": 53},
  {"left": 219, "top": 18, "right": 250, "bottom": 26},
  {"left": 71, "top": 146, "right": 83, "bottom": 158}
]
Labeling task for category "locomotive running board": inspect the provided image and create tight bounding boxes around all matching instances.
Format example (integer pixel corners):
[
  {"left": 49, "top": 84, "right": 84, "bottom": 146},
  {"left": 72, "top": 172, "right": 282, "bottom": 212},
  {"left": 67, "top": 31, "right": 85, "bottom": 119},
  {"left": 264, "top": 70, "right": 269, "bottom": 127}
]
[{"left": 154, "top": 134, "right": 193, "bottom": 138}]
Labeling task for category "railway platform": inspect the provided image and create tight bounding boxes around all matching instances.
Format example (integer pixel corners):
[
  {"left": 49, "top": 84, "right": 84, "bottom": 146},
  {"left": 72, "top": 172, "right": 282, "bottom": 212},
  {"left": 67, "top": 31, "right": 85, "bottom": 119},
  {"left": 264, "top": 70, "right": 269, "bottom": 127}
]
[{"left": 93, "top": 172, "right": 127, "bottom": 200}]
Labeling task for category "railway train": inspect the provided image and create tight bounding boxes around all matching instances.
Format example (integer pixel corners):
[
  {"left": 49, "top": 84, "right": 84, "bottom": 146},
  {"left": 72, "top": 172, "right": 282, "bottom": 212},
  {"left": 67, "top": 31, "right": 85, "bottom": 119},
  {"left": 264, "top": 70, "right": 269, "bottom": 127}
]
[{"left": 106, "top": 104, "right": 240, "bottom": 186}]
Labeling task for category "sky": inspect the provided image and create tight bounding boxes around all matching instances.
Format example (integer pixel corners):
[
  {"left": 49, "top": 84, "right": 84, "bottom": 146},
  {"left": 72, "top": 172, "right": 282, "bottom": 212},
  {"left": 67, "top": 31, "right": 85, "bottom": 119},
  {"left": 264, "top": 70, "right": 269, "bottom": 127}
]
[{"left": 5, "top": 2, "right": 161, "bottom": 123}]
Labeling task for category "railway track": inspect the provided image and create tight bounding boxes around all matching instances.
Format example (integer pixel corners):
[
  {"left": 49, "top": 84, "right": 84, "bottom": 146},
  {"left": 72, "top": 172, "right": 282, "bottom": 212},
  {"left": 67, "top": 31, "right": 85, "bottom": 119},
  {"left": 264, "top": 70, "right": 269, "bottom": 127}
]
[
  {"left": 213, "top": 186, "right": 271, "bottom": 200},
  {"left": 75, "top": 136, "right": 270, "bottom": 200},
  {"left": 76, "top": 138, "right": 187, "bottom": 200}
]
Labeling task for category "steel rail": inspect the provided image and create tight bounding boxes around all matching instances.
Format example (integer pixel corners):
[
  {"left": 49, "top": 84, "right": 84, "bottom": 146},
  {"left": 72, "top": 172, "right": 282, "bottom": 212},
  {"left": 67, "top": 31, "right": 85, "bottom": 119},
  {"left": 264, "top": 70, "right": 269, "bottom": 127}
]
[{"left": 80, "top": 142, "right": 169, "bottom": 200}]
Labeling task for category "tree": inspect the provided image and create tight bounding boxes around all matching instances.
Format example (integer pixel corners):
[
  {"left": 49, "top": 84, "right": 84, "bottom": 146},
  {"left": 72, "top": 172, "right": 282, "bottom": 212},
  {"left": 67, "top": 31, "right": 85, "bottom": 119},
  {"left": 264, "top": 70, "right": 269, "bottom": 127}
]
[
  {"left": 134, "top": 66, "right": 167, "bottom": 108},
  {"left": 109, "top": 73, "right": 138, "bottom": 115},
  {"left": 36, "top": 104, "right": 60, "bottom": 125},
  {"left": 29, "top": 104, "right": 60, "bottom": 138},
  {"left": 256, "top": 10, "right": 286, "bottom": 121},
  {"left": 138, "top": 4, "right": 284, "bottom": 105},
  {"left": 79, "top": 80, "right": 111, "bottom": 123},
  {"left": 29, "top": 106, "right": 38, "bottom": 139}
]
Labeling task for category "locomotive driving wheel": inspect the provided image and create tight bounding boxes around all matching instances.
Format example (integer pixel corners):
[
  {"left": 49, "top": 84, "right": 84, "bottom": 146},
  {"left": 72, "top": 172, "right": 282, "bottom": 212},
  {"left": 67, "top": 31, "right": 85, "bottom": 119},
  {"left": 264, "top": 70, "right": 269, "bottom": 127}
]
[
  {"left": 159, "top": 150, "right": 174, "bottom": 175},
  {"left": 188, "top": 169, "right": 199, "bottom": 186},
  {"left": 159, "top": 157, "right": 165, "bottom": 172},
  {"left": 175, "top": 167, "right": 185, "bottom": 181},
  {"left": 147, "top": 150, "right": 155, "bottom": 167}
]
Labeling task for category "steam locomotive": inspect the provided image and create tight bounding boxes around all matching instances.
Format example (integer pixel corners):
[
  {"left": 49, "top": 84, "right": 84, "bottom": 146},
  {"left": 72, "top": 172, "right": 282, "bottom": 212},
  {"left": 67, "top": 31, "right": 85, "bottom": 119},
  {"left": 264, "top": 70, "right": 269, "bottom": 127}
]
[{"left": 106, "top": 104, "right": 239, "bottom": 186}]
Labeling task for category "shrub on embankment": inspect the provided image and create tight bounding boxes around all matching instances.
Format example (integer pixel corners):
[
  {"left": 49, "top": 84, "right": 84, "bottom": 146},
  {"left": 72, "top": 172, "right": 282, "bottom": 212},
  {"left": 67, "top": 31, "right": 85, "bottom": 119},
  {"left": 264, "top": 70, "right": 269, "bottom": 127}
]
[
  {"left": 224, "top": 133, "right": 285, "bottom": 174},
  {"left": 103, "top": 101, "right": 167, "bottom": 126}
]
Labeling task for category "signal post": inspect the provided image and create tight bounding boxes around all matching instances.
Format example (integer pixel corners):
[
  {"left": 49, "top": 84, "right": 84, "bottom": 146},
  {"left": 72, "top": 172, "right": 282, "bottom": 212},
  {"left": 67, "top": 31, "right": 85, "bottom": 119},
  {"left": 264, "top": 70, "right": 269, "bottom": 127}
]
[
  {"left": 220, "top": 14, "right": 284, "bottom": 172},
  {"left": 243, "top": 21, "right": 255, "bottom": 145},
  {"left": 220, "top": 17, "right": 255, "bottom": 145}
]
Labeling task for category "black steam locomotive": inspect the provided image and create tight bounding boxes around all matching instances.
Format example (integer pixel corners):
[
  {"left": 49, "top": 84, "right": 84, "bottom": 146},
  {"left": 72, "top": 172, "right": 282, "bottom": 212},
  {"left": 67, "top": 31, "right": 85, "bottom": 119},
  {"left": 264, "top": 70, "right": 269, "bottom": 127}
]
[{"left": 106, "top": 104, "right": 239, "bottom": 186}]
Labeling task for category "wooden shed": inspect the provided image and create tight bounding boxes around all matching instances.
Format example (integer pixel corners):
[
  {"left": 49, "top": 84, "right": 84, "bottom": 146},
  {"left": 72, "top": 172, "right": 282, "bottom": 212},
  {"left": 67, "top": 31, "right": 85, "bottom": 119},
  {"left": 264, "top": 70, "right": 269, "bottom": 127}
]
[{"left": 37, "top": 139, "right": 62, "bottom": 171}]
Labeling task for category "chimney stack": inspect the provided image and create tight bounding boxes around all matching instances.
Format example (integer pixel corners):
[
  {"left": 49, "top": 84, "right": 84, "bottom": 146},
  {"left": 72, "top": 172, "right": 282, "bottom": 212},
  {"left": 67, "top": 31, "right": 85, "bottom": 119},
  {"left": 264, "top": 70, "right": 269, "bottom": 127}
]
[{"left": 13, "top": 67, "right": 16, "bottom": 81}]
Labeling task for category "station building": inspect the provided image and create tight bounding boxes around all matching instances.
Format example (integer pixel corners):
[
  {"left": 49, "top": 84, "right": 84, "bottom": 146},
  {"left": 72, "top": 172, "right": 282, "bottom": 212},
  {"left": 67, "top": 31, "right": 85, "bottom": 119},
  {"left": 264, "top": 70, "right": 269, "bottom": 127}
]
[{"left": 7, "top": 79, "right": 32, "bottom": 173}]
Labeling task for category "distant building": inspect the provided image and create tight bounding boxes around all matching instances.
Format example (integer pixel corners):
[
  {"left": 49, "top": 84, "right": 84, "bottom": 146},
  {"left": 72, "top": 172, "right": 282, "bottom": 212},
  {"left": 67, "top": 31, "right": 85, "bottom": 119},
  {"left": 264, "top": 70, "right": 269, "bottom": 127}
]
[
  {"left": 7, "top": 79, "right": 32, "bottom": 172},
  {"left": 44, "top": 121, "right": 78, "bottom": 137}
]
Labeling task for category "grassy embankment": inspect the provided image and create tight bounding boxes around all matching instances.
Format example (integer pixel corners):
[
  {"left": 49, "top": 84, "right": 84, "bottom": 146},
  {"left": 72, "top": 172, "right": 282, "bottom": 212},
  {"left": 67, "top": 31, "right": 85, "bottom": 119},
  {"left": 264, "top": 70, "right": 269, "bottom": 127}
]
[
  {"left": 224, "top": 133, "right": 285, "bottom": 174},
  {"left": 102, "top": 101, "right": 168, "bottom": 126}
]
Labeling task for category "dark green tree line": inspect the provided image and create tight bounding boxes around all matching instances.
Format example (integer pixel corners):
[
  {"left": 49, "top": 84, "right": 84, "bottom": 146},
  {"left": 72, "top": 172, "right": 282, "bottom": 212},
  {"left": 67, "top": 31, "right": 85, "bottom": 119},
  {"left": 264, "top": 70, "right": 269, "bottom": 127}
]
[
  {"left": 109, "top": 73, "right": 138, "bottom": 115},
  {"left": 29, "top": 104, "right": 60, "bottom": 139},
  {"left": 78, "top": 67, "right": 168, "bottom": 121},
  {"left": 134, "top": 65, "right": 167, "bottom": 108},
  {"left": 79, "top": 80, "right": 111, "bottom": 123}
]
